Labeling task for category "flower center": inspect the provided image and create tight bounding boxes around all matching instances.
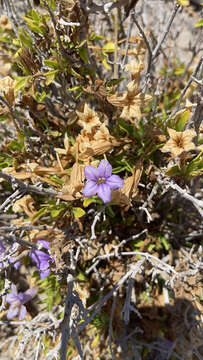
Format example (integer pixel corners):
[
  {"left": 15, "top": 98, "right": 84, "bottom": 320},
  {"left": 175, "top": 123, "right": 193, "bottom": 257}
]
[
  {"left": 97, "top": 177, "right": 106, "bottom": 184},
  {"left": 85, "top": 115, "right": 93, "bottom": 123},
  {"left": 176, "top": 136, "right": 184, "bottom": 148}
]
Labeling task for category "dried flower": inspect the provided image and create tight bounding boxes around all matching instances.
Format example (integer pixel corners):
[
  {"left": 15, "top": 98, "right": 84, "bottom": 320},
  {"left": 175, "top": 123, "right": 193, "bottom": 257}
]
[
  {"left": 107, "top": 80, "right": 152, "bottom": 121},
  {"left": 83, "top": 160, "right": 124, "bottom": 203},
  {"left": 6, "top": 284, "right": 37, "bottom": 320},
  {"left": 29, "top": 240, "right": 54, "bottom": 279},
  {"left": 76, "top": 103, "right": 101, "bottom": 132},
  {"left": 0, "top": 76, "right": 16, "bottom": 105},
  {"left": 161, "top": 128, "right": 196, "bottom": 158},
  {"left": 125, "top": 59, "right": 144, "bottom": 80}
]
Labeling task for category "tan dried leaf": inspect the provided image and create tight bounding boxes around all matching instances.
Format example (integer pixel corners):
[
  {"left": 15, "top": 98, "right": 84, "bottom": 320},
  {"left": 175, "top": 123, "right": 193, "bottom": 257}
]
[
  {"left": 161, "top": 128, "right": 196, "bottom": 158},
  {"left": 13, "top": 195, "right": 35, "bottom": 217},
  {"left": 55, "top": 133, "right": 74, "bottom": 155}
]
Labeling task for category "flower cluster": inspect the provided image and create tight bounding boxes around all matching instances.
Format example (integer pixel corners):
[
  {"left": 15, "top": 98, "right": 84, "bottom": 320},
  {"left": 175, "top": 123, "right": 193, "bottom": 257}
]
[
  {"left": 83, "top": 160, "right": 124, "bottom": 203},
  {"left": 29, "top": 240, "right": 54, "bottom": 279}
]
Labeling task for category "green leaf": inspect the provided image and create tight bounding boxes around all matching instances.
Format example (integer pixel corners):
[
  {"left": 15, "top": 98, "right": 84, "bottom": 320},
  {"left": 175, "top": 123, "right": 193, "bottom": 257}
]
[
  {"left": 79, "top": 47, "right": 89, "bottom": 63},
  {"left": 176, "top": 0, "right": 189, "bottom": 5},
  {"left": 14, "top": 76, "right": 31, "bottom": 91},
  {"left": 0, "top": 153, "right": 13, "bottom": 170},
  {"left": 83, "top": 197, "right": 96, "bottom": 207},
  {"left": 102, "top": 41, "right": 115, "bottom": 54},
  {"left": 133, "top": 241, "right": 145, "bottom": 248},
  {"left": 174, "top": 64, "right": 185, "bottom": 75},
  {"left": 89, "top": 32, "right": 104, "bottom": 41},
  {"left": 102, "top": 56, "right": 111, "bottom": 70},
  {"left": 160, "top": 236, "right": 170, "bottom": 251},
  {"left": 18, "top": 29, "right": 33, "bottom": 48},
  {"left": 73, "top": 207, "right": 85, "bottom": 218},
  {"left": 50, "top": 208, "right": 63, "bottom": 218},
  {"left": 195, "top": 18, "right": 203, "bottom": 27},
  {"left": 106, "top": 77, "right": 125, "bottom": 88},
  {"left": 44, "top": 60, "right": 60, "bottom": 69},
  {"left": 47, "top": 0, "right": 56, "bottom": 11},
  {"left": 77, "top": 271, "right": 88, "bottom": 281},
  {"left": 166, "top": 166, "right": 182, "bottom": 177},
  {"left": 44, "top": 69, "right": 59, "bottom": 85},
  {"left": 175, "top": 110, "right": 190, "bottom": 131},
  {"left": 49, "top": 175, "right": 63, "bottom": 185},
  {"left": 31, "top": 207, "right": 48, "bottom": 222},
  {"left": 8, "top": 139, "right": 24, "bottom": 151}
]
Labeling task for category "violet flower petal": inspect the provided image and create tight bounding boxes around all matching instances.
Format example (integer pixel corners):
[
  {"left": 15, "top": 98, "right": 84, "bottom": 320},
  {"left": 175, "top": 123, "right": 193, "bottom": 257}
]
[
  {"left": 18, "top": 305, "right": 27, "bottom": 321},
  {"left": 97, "top": 183, "right": 111, "bottom": 203},
  {"left": 106, "top": 174, "right": 124, "bottom": 189},
  {"left": 83, "top": 180, "right": 98, "bottom": 197},
  {"left": 6, "top": 292, "right": 18, "bottom": 304},
  {"left": 19, "top": 288, "right": 37, "bottom": 304},
  {"left": 30, "top": 250, "right": 52, "bottom": 270},
  {"left": 40, "top": 268, "right": 50, "bottom": 280},
  {"left": 9, "top": 257, "right": 21, "bottom": 270},
  {"left": 7, "top": 304, "right": 19, "bottom": 320},
  {"left": 84, "top": 165, "right": 99, "bottom": 181},
  {"left": 37, "top": 240, "right": 50, "bottom": 250},
  {"left": 97, "top": 160, "right": 112, "bottom": 178}
]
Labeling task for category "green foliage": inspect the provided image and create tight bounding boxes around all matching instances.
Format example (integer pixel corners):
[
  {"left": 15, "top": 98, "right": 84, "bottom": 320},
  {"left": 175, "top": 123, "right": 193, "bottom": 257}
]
[
  {"left": 195, "top": 18, "right": 203, "bottom": 27},
  {"left": 91, "top": 311, "right": 109, "bottom": 330},
  {"left": 23, "top": 10, "right": 48, "bottom": 35},
  {"left": 37, "top": 274, "right": 62, "bottom": 312}
]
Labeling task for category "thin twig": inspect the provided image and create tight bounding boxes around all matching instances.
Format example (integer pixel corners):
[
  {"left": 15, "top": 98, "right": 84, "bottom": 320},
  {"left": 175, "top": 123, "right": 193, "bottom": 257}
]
[
  {"left": 132, "top": 11, "right": 152, "bottom": 73},
  {"left": 167, "top": 56, "right": 203, "bottom": 122},
  {"left": 152, "top": 4, "right": 181, "bottom": 61}
]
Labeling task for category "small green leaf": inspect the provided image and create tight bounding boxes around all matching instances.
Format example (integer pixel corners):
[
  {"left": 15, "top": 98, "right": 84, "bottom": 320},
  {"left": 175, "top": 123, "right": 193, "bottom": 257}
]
[
  {"left": 44, "top": 60, "right": 60, "bottom": 69},
  {"left": 44, "top": 69, "right": 59, "bottom": 85},
  {"left": 79, "top": 47, "right": 89, "bottom": 63},
  {"left": 77, "top": 271, "right": 88, "bottom": 281},
  {"left": 166, "top": 166, "right": 181, "bottom": 177},
  {"left": 31, "top": 207, "right": 48, "bottom": 222},
  {"left": 195, "top": 18, "right": 203, "bottom": 27},
  {"left": 177, "top": 0, "right": 189, "bottom": 5},
  {"left": 106, "top": 77, "right": 125, "bottom": 88},
  {"left": 83, "top": 197, "right": 96, "bottom": 207},
  {"left": 102, "top": 56, "right": 111, "bottom": 70},
  {"left": 50, "top": 208, "right": 63, "bottom": 218},
  {"left": 73, "top": 207, "right": 85, "bottom": 218},
  {"left": 14, "top": 76, "right": 31, "bottom": 91},
  {"left": 160, "top": 236, "right": 170, "bottom": 251},
  {"left": 18, "top": 29, "right": 33, "bottom": 48},
  {"left": 175, "top": 110, "right": 190, "bottom": 131},
  {"left": 102, "top": 41, "right": 115, "bottom": 54}
]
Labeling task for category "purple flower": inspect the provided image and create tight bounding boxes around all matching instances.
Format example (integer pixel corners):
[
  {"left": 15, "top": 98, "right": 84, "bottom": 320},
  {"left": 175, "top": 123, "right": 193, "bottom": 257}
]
[
  {"left": 83, "top": 160, "right": 124, "bottom": 203},
  {"left": 29, "top": 240, "right": 54, "bottom": 279},
  {"left": 6, "top": 284, "right": 37, "bottom": 320}
]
